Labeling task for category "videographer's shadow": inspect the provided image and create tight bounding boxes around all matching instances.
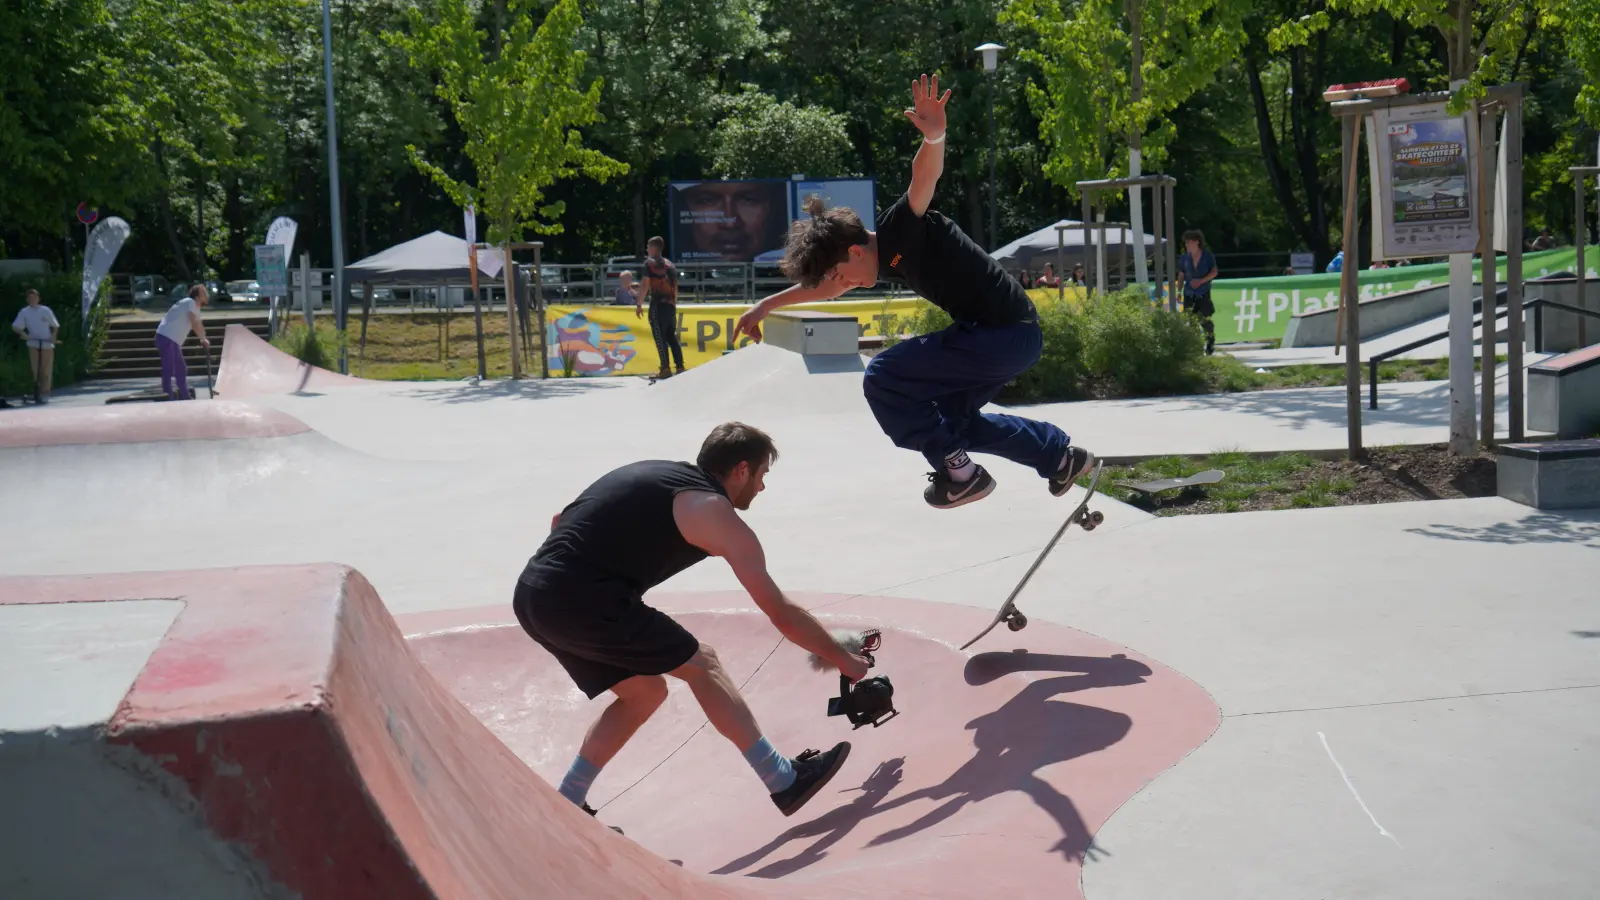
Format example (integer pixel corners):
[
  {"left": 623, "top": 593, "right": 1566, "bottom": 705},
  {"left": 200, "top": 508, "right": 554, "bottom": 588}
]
[
  {"left": 713, "top": 758, "right": 906, "bottom": 877},
  {"left": 718, "top": 652, "right": 1149, "bottom": 876}
]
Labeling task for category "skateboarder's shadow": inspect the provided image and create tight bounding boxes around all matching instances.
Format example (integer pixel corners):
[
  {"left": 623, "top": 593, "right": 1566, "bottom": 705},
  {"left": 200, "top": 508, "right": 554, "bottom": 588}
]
[
  {"left": 711, "top": 757, "right": 908, "bottom": 878},
  {"left": 717, "top": 653, "right": 1148, "bottom": 876}
]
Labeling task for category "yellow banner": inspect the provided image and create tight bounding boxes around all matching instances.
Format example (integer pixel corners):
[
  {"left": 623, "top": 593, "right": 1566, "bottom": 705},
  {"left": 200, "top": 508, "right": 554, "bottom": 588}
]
[{"left": 544, "top": 289, "right": 1084, "bottom": 376}]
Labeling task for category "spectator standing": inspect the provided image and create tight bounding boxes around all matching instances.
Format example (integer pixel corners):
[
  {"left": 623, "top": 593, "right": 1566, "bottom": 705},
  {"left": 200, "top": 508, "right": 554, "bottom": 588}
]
[
  {"left": 1325, "top": 250, "right": 1344, "bottom": 273},
  {"left": 1176, "top": 229, "right": 1219, "bottom": 356},
  {"left": 1034, "top": 263, "right": 1061, "bottom": 289},
  {"left": 1527, "top": 228, "right": 1555, "bottom": 252},
  {"left": 615, "top": 270, "right": 640, "bottom": 307},
  {"left": 642, "top": 237, "right": 686, "bottom": 379},
  {"left": 156, "top": 284, "right": 210, "bottom": 401},
  {"left": 11, "top": 288, "right": 60, "bottom": 402},
  {"left": 1070, "top": 263, "right": 1086, "bottom": 286}
]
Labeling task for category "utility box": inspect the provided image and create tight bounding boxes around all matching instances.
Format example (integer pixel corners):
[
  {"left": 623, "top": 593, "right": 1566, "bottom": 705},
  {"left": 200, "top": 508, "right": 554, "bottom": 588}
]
[
  {"left": 1498, "top": 439, "right": 1600, "bottom": 510},
  {"left": 763, "top": 310, "right": 860, "bottom": 356}
]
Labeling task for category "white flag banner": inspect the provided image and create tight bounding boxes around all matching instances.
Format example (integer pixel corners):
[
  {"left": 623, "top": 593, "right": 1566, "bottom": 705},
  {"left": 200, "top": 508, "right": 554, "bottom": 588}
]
[
  {"left": 265, "top": 217, "right": 298, "bottom": 275},
  {"left": 464, "top": 206, "right": 477, "bottom": 247},
  {"left": 82, "top": 217, "right": 131, "bottom": 328},
  {"left": 477, "top": 247, "right": 505, "bottom": 278}
]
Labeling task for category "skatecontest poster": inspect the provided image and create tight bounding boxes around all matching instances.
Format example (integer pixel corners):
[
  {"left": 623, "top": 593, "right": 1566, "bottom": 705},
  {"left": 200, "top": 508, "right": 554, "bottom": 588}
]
[{"left": 1372, "top": 101, "right": 1479, "bottom": 259}]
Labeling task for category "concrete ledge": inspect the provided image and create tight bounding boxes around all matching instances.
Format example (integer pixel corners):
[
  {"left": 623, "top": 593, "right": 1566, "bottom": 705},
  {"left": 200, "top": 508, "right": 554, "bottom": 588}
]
[
  {"left": 1282, "top": 282, "right": 1450, "bottom": 348},
  {"left": 763, "top": 310, "right": 860, "bottom": 356},
  {"left": 1498, "top": 439, "right": 1600, "bottom": 509},
  {"left": 1528, "top": 345, "right": 1600, "bottom": 438}
]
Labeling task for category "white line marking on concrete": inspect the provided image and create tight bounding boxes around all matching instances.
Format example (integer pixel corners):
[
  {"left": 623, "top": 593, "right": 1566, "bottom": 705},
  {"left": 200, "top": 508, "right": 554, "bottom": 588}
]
[{"left": 1318, "top": 731, "right": 1402, "bottom": 848}]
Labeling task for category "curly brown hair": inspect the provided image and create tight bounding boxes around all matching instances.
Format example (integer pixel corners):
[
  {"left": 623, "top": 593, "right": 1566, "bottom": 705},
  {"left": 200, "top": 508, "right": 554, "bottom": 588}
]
[{"left": 780, "top": 195, "right": 870, "bottom": 288}]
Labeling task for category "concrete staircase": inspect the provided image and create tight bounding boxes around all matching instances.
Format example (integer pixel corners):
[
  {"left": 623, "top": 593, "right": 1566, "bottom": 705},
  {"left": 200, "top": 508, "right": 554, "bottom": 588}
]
[{"left": 94, "top": 315, "right": 269, "bottom": 380}]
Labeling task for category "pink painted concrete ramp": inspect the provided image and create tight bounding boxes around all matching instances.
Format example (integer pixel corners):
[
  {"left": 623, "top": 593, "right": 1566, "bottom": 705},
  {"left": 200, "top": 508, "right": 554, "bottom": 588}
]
[
  {"left": 0, "top": 399, "right": 308, "bottom": 448},
  {"left": 215, "top": 323, "right": 375, "bottom": 397},
  {"left": 0, "top": 566, "right": 776, "bottom": 900},
  {"left": 404, "top": 592, "right": 1221, "bottom": 898}
]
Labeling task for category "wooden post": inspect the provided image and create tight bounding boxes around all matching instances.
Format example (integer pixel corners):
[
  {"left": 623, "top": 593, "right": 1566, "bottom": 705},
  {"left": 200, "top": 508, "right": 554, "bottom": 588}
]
[
  {"left": 1339, "top": 114, "right": 1364, "bottom": 457},
  {"left": 504, "top": 240, "right": 521, "bottom": 379},
  {"left": 1150, "top": 181, "right": 1165, "bottom": 304},
  {"left": 1165, "top": 180, "right": 1178, "bottom": 313},
  {"left": 1479, "top": 104, "right": 1499, "bottom": 447},
  {"left": 1505, "top": 95, "right": 1525, "bottom": 441},
  {"left": 469, "top": 244, "right": 486, "bottom": 381},
  {"left": 358, "top": 282, "right": 372, "bottom": 375},
  {"left": 1081, "top": 192, "right": 1095, "bottom": 297},
  {"left": 534, "top": 244, "right": 548, "bottom": 378},
  {"left": 1056, "top": 226, "right": 1065, "bottom": 304},
  {"left": 1578, "top": 171, "right": 1589, "bottom": 348}
]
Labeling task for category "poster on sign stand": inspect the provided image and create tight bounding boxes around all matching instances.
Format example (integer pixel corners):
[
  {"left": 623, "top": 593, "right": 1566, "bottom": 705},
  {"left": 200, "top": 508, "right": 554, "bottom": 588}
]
[{"left": 1371, "top": 101, "right": 1480, "bottom": 260}]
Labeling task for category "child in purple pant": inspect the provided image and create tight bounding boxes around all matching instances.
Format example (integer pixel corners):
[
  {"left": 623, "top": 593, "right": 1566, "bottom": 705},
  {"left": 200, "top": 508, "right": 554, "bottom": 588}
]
[{"left": 156, "top": 284, "right": 210, "bottom": 400}]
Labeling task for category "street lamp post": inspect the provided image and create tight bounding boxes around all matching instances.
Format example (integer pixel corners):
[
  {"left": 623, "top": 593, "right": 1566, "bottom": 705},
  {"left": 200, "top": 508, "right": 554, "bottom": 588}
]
[
  {"left": 320, "top": 0, "right": 348, "bottom": 373},
  {"left": 976, "top": 43, "right": 1004, "bottom": 252}
]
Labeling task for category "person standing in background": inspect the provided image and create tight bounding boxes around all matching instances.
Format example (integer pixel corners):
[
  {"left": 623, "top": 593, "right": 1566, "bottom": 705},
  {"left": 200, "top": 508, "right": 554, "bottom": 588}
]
[
  {"left": 11, "top": 288, "right": 60, "bottom": 402},
  {"left": 1176, "top": 229, "right": 1218, "bottom": 356},
  {"left": 615, "top": 270, "right": 640, "bottom": 308},
  {"left": 156, "top": 284, "right": 210, "bottom": 401},
  {"left": 1034, "top": 263, "right": 1060, "bottom": 289},
  {"left": 643, "top": 237, "right": 686, "bottom": 379}
]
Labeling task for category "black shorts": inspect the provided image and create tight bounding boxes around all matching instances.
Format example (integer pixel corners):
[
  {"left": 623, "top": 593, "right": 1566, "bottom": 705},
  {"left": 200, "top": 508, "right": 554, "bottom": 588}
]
[
  {"left": 512, "top": 578, "right": 700, "bottom": 699},
  {"left": 1184, "top": 294, "right": 1215, "bottom": 317}
]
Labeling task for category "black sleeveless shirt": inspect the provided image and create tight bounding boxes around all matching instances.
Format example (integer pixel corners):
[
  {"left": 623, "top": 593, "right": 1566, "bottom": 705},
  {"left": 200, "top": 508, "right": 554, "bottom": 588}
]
[{"left": 521, "top": 460, "right": 728, "bottom": 596}]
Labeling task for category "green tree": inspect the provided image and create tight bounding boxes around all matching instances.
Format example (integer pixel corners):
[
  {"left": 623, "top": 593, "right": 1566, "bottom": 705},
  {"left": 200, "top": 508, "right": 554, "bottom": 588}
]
[
  {"left": 579, "top": 0, "right": 766, "bottom": 253},
  {"left": 393, "top": 0, "right": 625, "bottom": 377},
  {"left": 709, "top": 92, "right": 855, "bottom": 179},
  {"left": 1006, "top": 0, "right": 1249, "bottom": 278}
]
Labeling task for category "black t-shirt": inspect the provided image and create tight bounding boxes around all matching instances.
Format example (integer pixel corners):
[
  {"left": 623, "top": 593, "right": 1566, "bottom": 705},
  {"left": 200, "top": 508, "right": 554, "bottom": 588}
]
[
  {"left": 875, "top": 193, "right": 1035, "bottom": 326},
  {"left": 522, "top": 460, "right": 727, "bottom": 596},
  {"left": 643, "top": 256, "right": 678, "bottom": 305}
]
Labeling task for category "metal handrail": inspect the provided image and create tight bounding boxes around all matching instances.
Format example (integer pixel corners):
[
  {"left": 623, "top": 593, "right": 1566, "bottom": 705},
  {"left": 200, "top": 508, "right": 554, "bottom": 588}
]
[{"left": 1366, "top": 296, "right": 1600, "bottom": 409}]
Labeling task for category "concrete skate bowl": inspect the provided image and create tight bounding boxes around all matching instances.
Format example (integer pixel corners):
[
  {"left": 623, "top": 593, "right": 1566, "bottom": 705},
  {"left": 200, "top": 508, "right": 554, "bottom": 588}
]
[
  {"left": 215, "top": 323, "right": 377, "bottom": 398},
  {"left": 0, "top": 401, "right": 409, "bottom": 529},
  {"left": 646, "top": 343, "right": 872, "bottom": 419},
  {"left": 403, "top": 592, "right": 1221, "bottom": 898}
]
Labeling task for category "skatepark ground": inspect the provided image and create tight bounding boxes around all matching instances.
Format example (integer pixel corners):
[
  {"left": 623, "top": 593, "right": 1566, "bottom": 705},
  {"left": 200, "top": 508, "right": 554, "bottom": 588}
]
[{"left": 1, "top": 326, "right": 1596, "bottom": 898}]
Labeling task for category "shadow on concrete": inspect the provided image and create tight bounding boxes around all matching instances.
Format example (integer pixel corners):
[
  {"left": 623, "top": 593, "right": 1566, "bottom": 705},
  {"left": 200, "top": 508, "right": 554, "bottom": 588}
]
[
  {"left": 391, "top": 377, "right": 635, "bottom": 406},
  {"left": 1404, "top": 511, "right": 1600, "bottom": 547},
  {"left": 802, "top": 355, "right": 866, "bottom": 375},
  {"left": 716, "top": 653, "right": 1146, "bottom": 877},
  {"left": 1573, "top": 631, "right": 1600, "bottom": 638}
]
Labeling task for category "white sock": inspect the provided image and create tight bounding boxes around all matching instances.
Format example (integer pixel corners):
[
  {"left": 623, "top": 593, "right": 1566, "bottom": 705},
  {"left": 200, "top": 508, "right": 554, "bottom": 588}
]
[{"left": 945, "top": 449, "right": 976, "bottom": 482}]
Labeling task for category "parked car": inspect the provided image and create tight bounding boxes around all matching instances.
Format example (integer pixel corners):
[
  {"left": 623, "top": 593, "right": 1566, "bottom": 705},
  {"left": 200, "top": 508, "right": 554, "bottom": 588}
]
[
  {"left": 130, "top": 275, "right": 172, "bottom": 306},
  {"left": 225, "top": 280, "right": 261, "bottom": 304},
  {"left": 537, "top": 265, "right": 570, "bottom": 301}
]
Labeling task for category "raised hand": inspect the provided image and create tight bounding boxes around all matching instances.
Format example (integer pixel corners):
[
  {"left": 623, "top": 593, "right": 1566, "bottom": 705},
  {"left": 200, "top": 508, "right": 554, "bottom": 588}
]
[{"left": 904, "top": 73, "right": 951, "bottom": 140}]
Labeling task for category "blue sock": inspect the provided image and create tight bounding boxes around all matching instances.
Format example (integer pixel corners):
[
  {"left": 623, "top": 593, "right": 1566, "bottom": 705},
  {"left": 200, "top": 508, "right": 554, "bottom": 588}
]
[
  {"left": 558, "top": 755, "right": 600, "bottom": 806},
  {"left": 742, "top": 737, "right": 796, "bottom": 793}
]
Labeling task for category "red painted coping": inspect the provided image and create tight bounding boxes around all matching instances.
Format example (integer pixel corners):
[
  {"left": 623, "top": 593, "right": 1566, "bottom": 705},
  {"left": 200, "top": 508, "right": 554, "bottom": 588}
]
[
  {"left": 401, "top": 591, "right": 1221, "bottom": 899},
  {"left": 1, "top": 565, "right": 775, "bottom": 900},
  {"left": 214, "top": 324, "right": 375, "bottom": 398},
  {"left": 0, "top": 400, "right": 309, "bottom": 448},
  {"left": 1530, "top": 340, "right": 1600, "bottom": 375}
]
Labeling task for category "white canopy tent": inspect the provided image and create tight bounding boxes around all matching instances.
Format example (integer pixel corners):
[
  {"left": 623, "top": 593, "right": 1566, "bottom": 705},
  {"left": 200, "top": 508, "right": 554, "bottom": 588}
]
[{"left": 990, "top": 219, "right": 1164, "bottom": 277}]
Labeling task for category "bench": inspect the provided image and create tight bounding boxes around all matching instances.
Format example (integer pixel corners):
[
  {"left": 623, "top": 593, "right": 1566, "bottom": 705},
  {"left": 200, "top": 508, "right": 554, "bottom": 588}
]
[
  {"left": 1498, "top": 439, "right": 1600, "bottom": 510},
  {"left": 763, "top": 310, "right": 861, "bottom": 356},
  {"left": 1528, "top": 342, "right": 1600, "bottom": 438}
]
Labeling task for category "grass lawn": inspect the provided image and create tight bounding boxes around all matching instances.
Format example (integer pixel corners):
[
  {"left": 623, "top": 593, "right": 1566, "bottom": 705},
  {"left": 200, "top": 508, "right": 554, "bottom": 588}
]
[
  {"left": 1082, "top": 445, "right": 1497, "bottom": 515},
  {"left": 276, "top": 311, "right": 545, "bottom": 380},
  {"left": 1202, "top": 353, "right": 1499, "bottom": 393}
]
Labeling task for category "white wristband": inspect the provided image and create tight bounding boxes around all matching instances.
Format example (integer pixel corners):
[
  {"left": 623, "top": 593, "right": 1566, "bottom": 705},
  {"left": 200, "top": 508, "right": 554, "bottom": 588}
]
[{"left": 924, "top": 132, "right": 946, "bottom": 145}]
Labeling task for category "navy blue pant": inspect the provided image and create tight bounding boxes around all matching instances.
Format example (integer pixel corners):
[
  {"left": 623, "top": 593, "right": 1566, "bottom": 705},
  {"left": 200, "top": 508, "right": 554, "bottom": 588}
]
[{"left": 863, "top": 319, "right": 1070, "bottom": 477}]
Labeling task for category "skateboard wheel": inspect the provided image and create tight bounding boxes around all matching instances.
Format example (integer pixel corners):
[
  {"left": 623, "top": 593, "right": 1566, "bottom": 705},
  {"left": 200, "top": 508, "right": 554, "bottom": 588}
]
[
  {"left": 1090, "top": 511, "right": 1105, "bottom": 525},
  {"left": 1007, "top": 613, "right": 1028, "bottom": 631}
]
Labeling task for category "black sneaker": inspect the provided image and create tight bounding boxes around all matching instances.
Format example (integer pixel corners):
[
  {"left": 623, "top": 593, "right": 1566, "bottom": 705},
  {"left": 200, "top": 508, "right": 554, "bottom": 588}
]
[
  {"left": 925, "top": 466, "right": 996, "bottom": 509},
  {"left": 770, "top": 742, "right": 851, "bottom": 817},
  {"left": 582, "top": 802, "right": 624, "bottom": 834},
  {"left": 1048, "top": 446, "right": 1096, "bottom": 497}
]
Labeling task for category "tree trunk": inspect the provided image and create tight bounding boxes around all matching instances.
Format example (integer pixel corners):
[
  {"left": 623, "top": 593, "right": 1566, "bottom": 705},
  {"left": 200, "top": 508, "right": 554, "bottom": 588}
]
[
  {"left": 224, "top": 174, "right": 246, "bottom": 281},
  {"left": 1246, "top": 53, "right": 1315, "bottom": 252},
  {"left": 632, "top": 173, "right": 647, "bottom": 255},
  {"left": 195, "top": 173, "right": 206, "bottom": 279},
  {"left": 1126, "top": 0, "right": 1149, "bottom": 285}
]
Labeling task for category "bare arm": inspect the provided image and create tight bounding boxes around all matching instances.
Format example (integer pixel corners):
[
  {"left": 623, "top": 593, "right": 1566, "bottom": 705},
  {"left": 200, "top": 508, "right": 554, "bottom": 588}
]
[
  {"left": 734, "top": 281, "right": 848, "bottom": 341},
  {"left": 189, "top": 311, "right": 209, "bottom": 346},
  {"left": 904, "top": 74, "right": 951, "bottom": 217},
  {"left": 674, "top": 492, "right": 868, "bottom": 676}
]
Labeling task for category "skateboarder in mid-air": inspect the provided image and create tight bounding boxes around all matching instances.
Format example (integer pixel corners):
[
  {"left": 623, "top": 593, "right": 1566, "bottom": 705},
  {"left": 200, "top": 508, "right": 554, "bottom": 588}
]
[
  {"left": 735, "top": 73, "right": 1095, "bottom": 509},
  {"left": 516, "top": 422, "right": 871, "bottom": 825}
]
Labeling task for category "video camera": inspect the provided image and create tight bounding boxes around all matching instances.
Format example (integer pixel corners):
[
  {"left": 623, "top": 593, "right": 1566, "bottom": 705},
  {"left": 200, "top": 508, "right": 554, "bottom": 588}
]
[{"left": 826, "top": 629, "right": 899, "bottom": 729}]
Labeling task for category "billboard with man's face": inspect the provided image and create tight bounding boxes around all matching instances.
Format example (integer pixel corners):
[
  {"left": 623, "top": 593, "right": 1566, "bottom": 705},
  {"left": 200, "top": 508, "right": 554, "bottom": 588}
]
[
  {"left": 668, "top": 180, "right": 792, "bottom": 263},
  {"left": 667, "top": 178, "right": 880, "bottom": 264}
]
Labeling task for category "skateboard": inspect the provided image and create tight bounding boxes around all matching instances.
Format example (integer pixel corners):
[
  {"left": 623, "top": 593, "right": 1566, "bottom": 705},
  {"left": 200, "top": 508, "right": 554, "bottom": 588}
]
[
  {"left": 959, "top": 461, "right": 1105, "bottom": 651},
  {"left": 1117, "top": 469, "right": 1223, "bottom": 506}
]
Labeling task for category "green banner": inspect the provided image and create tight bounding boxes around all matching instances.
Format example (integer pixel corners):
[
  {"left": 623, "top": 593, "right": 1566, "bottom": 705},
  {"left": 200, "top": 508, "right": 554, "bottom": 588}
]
[{"left": 1207, "top": 246, "right": 1596, "bottom": 345}]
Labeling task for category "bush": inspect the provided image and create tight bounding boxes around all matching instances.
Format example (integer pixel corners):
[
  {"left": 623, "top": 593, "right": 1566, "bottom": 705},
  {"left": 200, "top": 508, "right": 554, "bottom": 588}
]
[
  {"left": 272, "top": 320, "right": 344, "bottom": 370},
  {"left": 1001, "top": 298, "right": 1086, "bottom": 402},
  {"left": 0, "top": 275, "right": 109, "bottom": 395},
  {"left": 1080, "top": 289, "right": 1207, "bottom": 395}
]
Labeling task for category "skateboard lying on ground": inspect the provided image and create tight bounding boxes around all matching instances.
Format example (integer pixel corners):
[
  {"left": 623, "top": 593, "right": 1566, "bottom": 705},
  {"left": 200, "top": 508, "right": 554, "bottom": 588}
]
[
  {"left": 959, "top": 461, "right": 1105, "bottom": 651},
  {"left": 1117, "top": 469, "right": 1224, "bottom": 506}
]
